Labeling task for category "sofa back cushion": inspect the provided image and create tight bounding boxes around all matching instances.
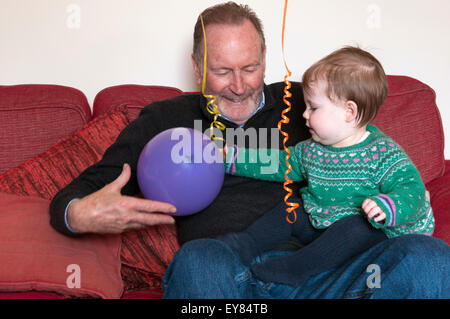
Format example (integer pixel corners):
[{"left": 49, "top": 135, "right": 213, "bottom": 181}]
[
  {"left": 0, "top": 108, "right": 130, "bottom": 200},
  {"left": 372, "top": 75, "right": 445, "bottom": 184},
  {"left": 93, "top": 85, "right": 183, "bottom": 121},
  {"left": 0, "top": 85, "right": 91, "bottom": 174}
]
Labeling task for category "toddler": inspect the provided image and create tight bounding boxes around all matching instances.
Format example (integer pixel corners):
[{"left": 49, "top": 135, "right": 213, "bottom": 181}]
[{"left": 220, "top": 46, "right": 435, "bottom": 286}]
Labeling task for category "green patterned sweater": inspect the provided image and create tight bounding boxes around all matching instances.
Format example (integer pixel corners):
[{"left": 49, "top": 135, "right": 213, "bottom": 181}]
[{"left": 226, "top": 125, "right": 434, "bottom": 238}]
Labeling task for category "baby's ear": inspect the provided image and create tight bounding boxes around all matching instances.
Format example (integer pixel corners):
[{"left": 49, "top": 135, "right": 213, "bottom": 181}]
[{"left": 344, "top": 100, "right": 359, "bottom": 123}]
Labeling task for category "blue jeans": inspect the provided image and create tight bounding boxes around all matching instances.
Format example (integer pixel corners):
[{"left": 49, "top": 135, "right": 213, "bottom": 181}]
[{"left": 162, "top": 234, "right": 450, "bottom": 298}]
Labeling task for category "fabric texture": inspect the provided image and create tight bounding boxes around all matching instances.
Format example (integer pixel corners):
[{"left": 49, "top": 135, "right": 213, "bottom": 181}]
[
  {"left": 163, "top": 235, "right": 450, "bottom": 298},
  {"left": 0, "top": 108, "right": 129, "bottom": 199},
  {"left": 0, "top": 105, "right": 182, "bottom": 293},
  {"left": 250, "top": 215, "right": 387, "bottom": 286},
  {"left": 50, "top": 82, "right": 310, "bottom": 244},
  {"left": 218, "top": 200, "right": 387, "bottom": 286},
  {"left": 426, "top": 161, "right": 450, "bottom": 243},
  {"left": 0, "top": 106, "right": 181, "bottom": 291},
  {"left": 228, "top": 125, "right": 435, "bottom": 238},
  {"left": 0, "top": 193, "right": 123, "bottom": 298},
  {"left": 93, "top": 84, "right": 183, "bottom": 120},
  {"left": 49, "top": 82, "right": 309, "bottom": 292},
  {"left": 163, "top": 235, "right": 450, "bottom": 299},
  {"left": 372, "top": 75, "right": 445, "bottom": 184},
  {"left": 0, "top": 84, "right": 91, "bottom": 174},
  {"left": 120, "top": 225, "right": 180, "bottom": 291}
]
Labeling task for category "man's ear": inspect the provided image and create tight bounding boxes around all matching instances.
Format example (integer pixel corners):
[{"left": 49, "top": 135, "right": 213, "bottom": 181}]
[
  {"left": 191, "top": 54, "right": 202, "bottom": 86},
  {"left": 345, "top": 100, "right": 359, "bottom": 123}
]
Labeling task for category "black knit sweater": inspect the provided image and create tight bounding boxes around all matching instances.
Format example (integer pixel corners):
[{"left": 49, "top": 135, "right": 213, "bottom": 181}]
[{"left": 50, "top": 81, "right": 309, "bottom": 245}]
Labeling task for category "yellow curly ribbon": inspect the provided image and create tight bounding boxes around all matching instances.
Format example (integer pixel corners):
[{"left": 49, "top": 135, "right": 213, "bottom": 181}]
[
  {"left": 200, "top": 14, "right": 226, "bottom": 149},
  {"left": 278, "top": 0, "right": 299, "bottom": 224}
]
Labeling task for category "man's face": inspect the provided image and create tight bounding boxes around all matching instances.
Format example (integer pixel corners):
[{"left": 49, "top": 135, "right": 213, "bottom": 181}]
[{"left": 192, "top": 20, "right": 266, "bottom": 125}]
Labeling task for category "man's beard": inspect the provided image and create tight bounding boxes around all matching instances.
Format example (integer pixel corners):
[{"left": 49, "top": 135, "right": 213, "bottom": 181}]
[{"left": 216, "top": 86, "right": 263, "bottom": 123}]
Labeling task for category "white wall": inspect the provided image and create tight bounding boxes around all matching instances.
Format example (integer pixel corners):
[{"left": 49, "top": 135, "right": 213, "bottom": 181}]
[{"left": 1, "top": 0, "right": 449, "bottom": 158}]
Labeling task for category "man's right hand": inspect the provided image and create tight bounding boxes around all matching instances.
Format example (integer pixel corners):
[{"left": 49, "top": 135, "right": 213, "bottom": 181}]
[{"left": 67, "top": 163, "right": 177, "bottom": 234}]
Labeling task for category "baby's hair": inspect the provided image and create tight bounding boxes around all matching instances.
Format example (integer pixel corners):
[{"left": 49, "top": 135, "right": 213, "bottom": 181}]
[{"left": 302, "top": 46, "right": 388, "bottom": 127}]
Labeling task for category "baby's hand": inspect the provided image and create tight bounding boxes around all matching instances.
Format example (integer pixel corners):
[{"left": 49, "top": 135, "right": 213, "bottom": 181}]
[{"left": 362, "top": 198, "right": 386, "bottom": 223}]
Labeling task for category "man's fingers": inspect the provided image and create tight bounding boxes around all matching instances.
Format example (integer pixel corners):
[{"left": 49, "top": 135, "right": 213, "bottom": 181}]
[
  {"left": 121, "top": 196, "right": 177, "bottom": 214},
  {"left": 132, "top": 211, "right": 176, "bottom": 227},
  {"left": 124, "top": 197, "right": 177, "bottom": 227}
]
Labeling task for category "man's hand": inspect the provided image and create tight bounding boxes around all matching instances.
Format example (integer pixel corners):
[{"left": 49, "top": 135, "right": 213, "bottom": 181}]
[
  {"left": 67, "top": 163, "right": 176, "bottom": 234},
  {"left": 362, "top": 198, "right": 386, "bottom": 223}
]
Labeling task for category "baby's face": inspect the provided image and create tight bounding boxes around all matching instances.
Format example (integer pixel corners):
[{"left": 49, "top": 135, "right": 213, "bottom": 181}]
[{"left": 302, "top": 79, "right": 352, "bottom": 147}]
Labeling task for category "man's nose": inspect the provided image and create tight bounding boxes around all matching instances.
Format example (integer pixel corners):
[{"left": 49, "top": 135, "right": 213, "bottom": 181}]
[{"left": 230, "top": 72, "right": 245, "bottom": 95}]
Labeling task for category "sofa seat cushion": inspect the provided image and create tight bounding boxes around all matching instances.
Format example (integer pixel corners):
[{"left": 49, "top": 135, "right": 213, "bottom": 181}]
[
  {"left": 0, "top": 193, "right": 123, "bottom": 298},
  {"left": 0, "top": 85, "right": 91, "bottom": 174}
]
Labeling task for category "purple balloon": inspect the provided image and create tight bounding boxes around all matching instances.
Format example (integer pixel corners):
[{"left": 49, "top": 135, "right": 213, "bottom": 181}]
[{"left": 137, "top": 127, "right": 224, "bottom": 216}]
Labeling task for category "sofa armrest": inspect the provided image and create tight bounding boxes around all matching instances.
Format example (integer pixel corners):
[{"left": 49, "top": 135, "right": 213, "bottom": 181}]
[{"left": 426, "top": 160, "right": 450, "bottom": 244}]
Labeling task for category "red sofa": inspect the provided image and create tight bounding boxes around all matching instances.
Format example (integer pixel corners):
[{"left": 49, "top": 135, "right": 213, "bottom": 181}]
[{"left": 0, "top": 75, "right": 448, "bottom": 299}]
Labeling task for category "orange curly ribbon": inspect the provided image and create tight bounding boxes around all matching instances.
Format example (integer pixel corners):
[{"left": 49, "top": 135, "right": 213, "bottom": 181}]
[{"left": 278, "top": 0, "right": 299, "bottom": 224}]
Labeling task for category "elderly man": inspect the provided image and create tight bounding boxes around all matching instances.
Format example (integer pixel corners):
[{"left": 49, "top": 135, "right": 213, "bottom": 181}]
[{"left": 50, "top": 2, "right": 450, "bottom": 298}]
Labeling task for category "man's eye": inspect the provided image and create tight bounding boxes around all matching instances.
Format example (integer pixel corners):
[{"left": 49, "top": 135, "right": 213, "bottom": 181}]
[{"left": 215, "top": 70, "right": 230, "bottom": 76}]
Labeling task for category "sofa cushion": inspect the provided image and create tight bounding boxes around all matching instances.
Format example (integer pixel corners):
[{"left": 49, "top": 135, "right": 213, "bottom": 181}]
[
  {"left": 372, "top": 75, "right": 445, "bottom": 184},
  {"left": 0, "top": 193, "right": 123, "bottom": 298},
  {"left": 0, "top": 108, "right": 129, "bottom": 199},
  {"left": 0, "top": 105, "right": 179, "bottom": 292},
  {"left": 0, "top": 85, "right": 91, "bottom": 175},
  {"left": 425, "top": 160, "right": 450, "bottom": 244},
  {"left": 92, "top": 85, "right": 183, "bottom": 121},
  {"left": 120, "top": 225, "right": 179, "bottom": 292}
]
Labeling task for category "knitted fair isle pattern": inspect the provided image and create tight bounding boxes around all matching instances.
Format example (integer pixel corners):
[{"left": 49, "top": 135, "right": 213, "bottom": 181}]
[{"left": 228, "top": 125, "right": 435, "bottom": 238}]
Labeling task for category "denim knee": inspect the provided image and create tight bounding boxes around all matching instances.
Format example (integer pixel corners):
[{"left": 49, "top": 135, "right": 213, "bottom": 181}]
[
  {"left": 369, "top": 234, "right": 450, "bottom": 298},
  {"left": 389, "top": 234, "right": 450, "bottom": 259},
  {"left": 175, "top": 238, "right": 240, "bottom": 266},
  {"left": 162, "top": 238, "right": 251, "bottom": 298}
]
